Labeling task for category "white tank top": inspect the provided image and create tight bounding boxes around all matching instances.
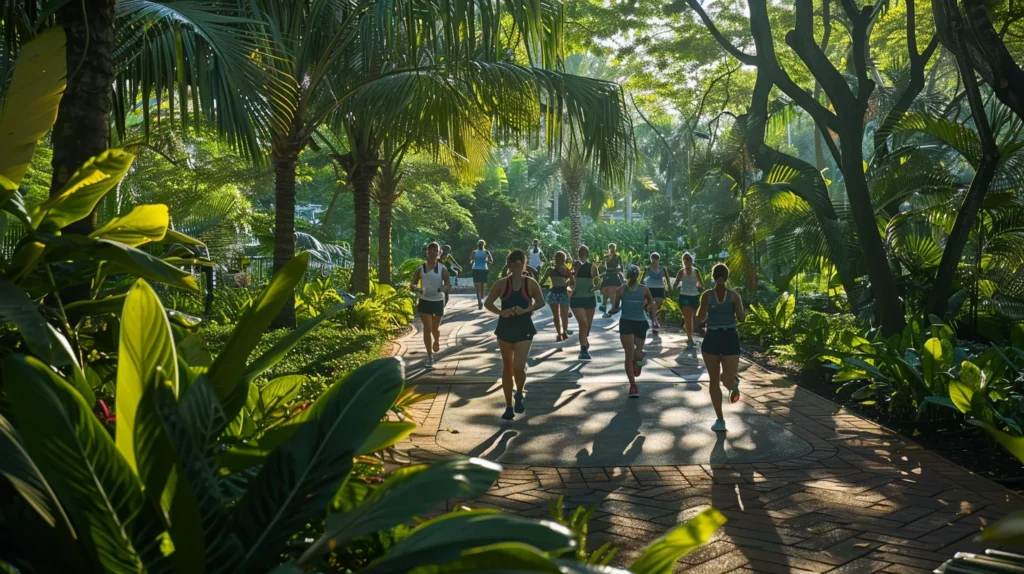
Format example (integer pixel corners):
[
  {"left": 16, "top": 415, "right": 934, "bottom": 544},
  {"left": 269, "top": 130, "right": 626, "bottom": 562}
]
[
  {"left": 420, "top": 262, "right": 445, "bottom": 301},
  {"left": 678, "top": 268, "right": 700, "bottom": 296},
  {"left": 529, "top": 248, "right": 543, "bottom": 268}
]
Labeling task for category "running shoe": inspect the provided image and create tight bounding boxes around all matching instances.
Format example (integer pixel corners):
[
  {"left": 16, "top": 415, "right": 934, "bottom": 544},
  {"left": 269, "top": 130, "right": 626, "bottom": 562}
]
[
  {"left": 628, "top": 383, "right": 639, "bottom": 398},
  {"left": 730, "top": 377, "right": 741, "bottom": 404},
  {"left": 502, "top": 406, "right": 515, "bottom": 420},
  {"left": 599, "top": 304, "right": 606, "bottom": 312},
  {"left": 711, "top": 419, "right": 727, "bottom": 432},
  {"left": 567, "top": 329, "right": 574, "bottom": 336},
  {"left": 580, "top": 348, "right": 592, "bottom": 360},
  {"left": 686, "top": 338, "right": 694, "bottom": 347},
  {"left": 652, "top": 325, "right": 659, "bottom": 335},
  {"left": 633, "top": 361, "right": 642, "bottom": 377},
  {"left": 425, "top": 356, "right": 434, "bottom": 369},
  {"left": 478, "top": 300, "right": 483, "bottom": 310},
  {"left": 513, "top": 391, "right": 525, "bottom": 413}
]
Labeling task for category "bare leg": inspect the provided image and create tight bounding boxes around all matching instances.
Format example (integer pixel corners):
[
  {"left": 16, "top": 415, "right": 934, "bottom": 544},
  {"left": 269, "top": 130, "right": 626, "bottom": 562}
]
[
  {"left": 634, "top": 335, "right": 646, "bottom": 364},
  {"left": 476, "top": 282, "right": 485, "bottom": 302},
  {"left": 559, "top": 304, "right": 570, "bottom": 336},
  {"left": 499, "top": 340, "right": 516, "bottom": 406},
  {"left": 652, "top": 298, "right": 663, "bottom": 327},
  {"left": 419, "top": 313, "right": 435, "bottom": 356},
  {"left": 683, "top": 307, "right": 695, "bottom": 339},
  {"left": 585, "top": 307, "right": 596, "bottom": 338},
  {"left": 602, "top": 287, "right": 614, "bottom": 310},
  {"left": 512, "top": 339, "right": 532, "bottom": 393},
  {"left": 549, "top": 303, "right": 562, "bottom": 335},
  {"left": 704, "top": 353, "right": 724, "bottom": 419},
  {"left": 721, "top": 354, "right": 740, "bottom": 396},
  {"left": 432, "top": 314, "right": 442, "bottom": 353},
  {"left": 572, "top": 307, "right": 589, "bottom": 347},
  {"left": 621, "top": 334, "right": 636, "bottom": 384}
]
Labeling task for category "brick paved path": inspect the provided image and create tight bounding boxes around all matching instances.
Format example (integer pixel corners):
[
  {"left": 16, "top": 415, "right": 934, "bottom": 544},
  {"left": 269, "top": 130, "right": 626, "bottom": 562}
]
[{"left": 394, "top": 295, "right": 1021, "bottom": 573}]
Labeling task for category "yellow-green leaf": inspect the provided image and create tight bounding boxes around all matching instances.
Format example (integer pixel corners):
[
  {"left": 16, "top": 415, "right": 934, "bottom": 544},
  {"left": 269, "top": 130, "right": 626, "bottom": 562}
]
[
  {"left": 89, "top": 204, "right": 169, "bottom": 247},
  {"left": 949, "top": 380, "right": 973, "bottom": 414},
  {"left": 629, "top": 508, "right": 727, "bottom": 573},
  {"left": 960, "top": 360, "right": 984, "bottom": 390},
  {"left": 922, "top": 337, "right": 943, "bottom": 388},
  {"left": 0, "top": 27, "right": 66, "bottom": 186},
  {"left": 31, "top": 150, "right": 134, "bottom": 231}
]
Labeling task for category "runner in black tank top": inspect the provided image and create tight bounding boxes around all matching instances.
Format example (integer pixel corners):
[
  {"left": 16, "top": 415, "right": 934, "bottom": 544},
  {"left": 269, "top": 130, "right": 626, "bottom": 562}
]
[
  {"left": 485, "top": 249, "right": 545, "bottom": 420},
  {"left": 570, "top": 245, "right": 598, "bottom": 360}
]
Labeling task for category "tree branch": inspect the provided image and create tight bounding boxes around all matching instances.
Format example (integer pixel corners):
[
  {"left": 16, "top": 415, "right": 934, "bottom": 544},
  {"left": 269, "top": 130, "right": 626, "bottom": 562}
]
[{"left": 682, "top": 0, "right": 757, "bottom": 65}]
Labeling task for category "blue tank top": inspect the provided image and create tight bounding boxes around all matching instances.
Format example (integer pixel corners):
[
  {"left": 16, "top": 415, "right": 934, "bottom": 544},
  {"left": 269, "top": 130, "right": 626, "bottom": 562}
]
[
  {"left": 502, "top": 277, "right": 531, "bottom": 311},
  {"left": 707, "top": 289, "right": 737, "bottom": 330},
  {"left": 620, "top": 284, "right": 648, "bottom": 322},
  {"left": 473, "top": 250, "right": 489, "bottom": 270},
  {"left": 644, "top": 266, "right": 665, "bottom": 288}
]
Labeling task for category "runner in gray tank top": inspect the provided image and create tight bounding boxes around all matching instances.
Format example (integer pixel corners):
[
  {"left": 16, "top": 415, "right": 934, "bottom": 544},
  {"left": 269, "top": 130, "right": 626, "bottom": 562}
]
[
  {"left": 672, "top": 252, "right": 704, "bottom": 345},
  {"left": 695, "top": 263, "right": 746, "bottom": 432},
  {"left": 570, "top": 245, "right": 599, "bottom": 360},
  {"left": 609, "top": 265, "right": 655, "bottom": 398}
]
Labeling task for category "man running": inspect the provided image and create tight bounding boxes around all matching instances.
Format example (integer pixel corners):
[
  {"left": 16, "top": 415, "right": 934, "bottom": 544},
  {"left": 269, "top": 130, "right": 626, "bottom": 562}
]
[
  {"left": 469, "top": 239, "right": 493, "bottom": 310},
  {"left": 609, "top": 265, "right": 655, "bottom": 398},
  {"left": 695, "top": 263, "right": 745, "bottom": 432},
  {"left": 485, "top": 249, "right": 546, "bottom": 420},
  {"left": 409, "top": 242, "right": 451, "bottom": 368},
  {"left": 642, "top": 252, "right": 667, "bottom": 334},
  {"left": 570, "top": 245, "right": 598, "bottom": 360}
]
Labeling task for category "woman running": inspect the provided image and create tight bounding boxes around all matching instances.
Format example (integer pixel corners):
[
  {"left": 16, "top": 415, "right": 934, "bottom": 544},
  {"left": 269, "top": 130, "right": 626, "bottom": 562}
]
[
  {"left": 695, "top": 263, "right": 746, "bottom": 432},
  {"left": 643, "top": 252, "right": 667, "bottom": 334},
  {"left": 542, "top": 251, "right": 572, "bottom": 341},
  {"left": 527, "top": 239, "right": 546, "bottom": 278},
  {"left": 570, "top": 245, "right": 598, "bottom": 360},
  {"left": 672, "top": 252, "right": 704, "bottom": 346},
  {"left": 485, "top": 249, "right": 546, "bottom": 420},
  {"left": 470, "top": 239, "right": 493, "bottom": 310},
  {"left": 609, "top": 265, "right": 655, "bottom": 398},
  {"left": 600, "top": 243, "right": 624, "bottom": 316},
  {"left": 440, "top": 244, "right": 461, "bottom": 305},
  {"left": 409, "top": 242, "right": 451, "bottom": 368}
]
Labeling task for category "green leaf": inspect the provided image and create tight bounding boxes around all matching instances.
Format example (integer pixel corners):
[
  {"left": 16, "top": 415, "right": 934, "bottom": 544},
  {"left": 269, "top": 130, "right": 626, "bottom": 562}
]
[
  {"left": 0, "top": 26, "right": 66, "bottom": 186},
  {"left": 960, "top": 360, "right": 985, "bottom": 390},
  {"left": 979, "top": 511, "right": 1024, "bottom": 546},
  {"left": 842, "top": 358, "right": 890, "bottom": 383},
  {"left": 259, "top": 375, "right": 304, "bottom": 415},
  {"left": 64, "top": 294, "right": 128, "bottom": 324},
  {"left": 970, "top": 421, "right": 1024, "bottom": 463},
  {"left": 628, "top": 508, "right": 726, "bottom": 573},
  {"left": 233, "top": 357, "right": 405, "bottom": 570},
  {"left": 2, "top": 355, "right": 147, "bottom": 573},
  {"left": 32, "top": 150, "right": 134, "bottom": 231},
  {"left": 205, "top": 252, "right": 309, "bottom": 415},
  {"left": 241, "top": 301, "right": 346, "bottom": 383},
  {"left": 920, "top": 396, "right": 958, "bottom": 412},
  {"left": 300, "top": 458, "right": 501, "bottom": 564},
  {"left": 89, "top": 204, "right": 169, "bottom": 247},
  {"left": 851, "top": 385, "right": 875, "bottom": 400},
  {"left": 0, "top": 413, "right": 75, "bottom": 534},
  {"left": 362, "top": 511, "right": 577, "bottom": 574},
  {"left": 922, "top": 338, "right": 943, "bottom": 390},
  {"left": 116, "top": 280, "right": 178, "bottom": 472},
  {"left": 949, "top": 380, "right": 974, "bottom": 414},
  {"left": 43, "top": 234, "right": 198, "bottom": 292},
  {"left": 357, "top": 421, "right": 417, "bottom": 455},
  {"left": 0, "top": 280, "right": 84, "bottom": 375},
  {"left": 409, "top": 544, "right": 571, "bottom": 573}
]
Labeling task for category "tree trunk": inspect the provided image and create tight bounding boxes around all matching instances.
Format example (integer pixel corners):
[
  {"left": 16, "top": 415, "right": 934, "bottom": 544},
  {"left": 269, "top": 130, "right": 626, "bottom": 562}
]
[
  {"left": 321, "top": 184, "right": 345, "bottom": 233},
  {"left": 49, "top": 0, "right": 116, "bottom": 230},
  {"left": 839, "top": 131, "right": 905, "bottom": 334},
  {"left": 270, "top": 139, "right": 300, "bottom": 330},
  {"left": 376, "top": 171, "right": 397, "bottom": 286},
  {"left": 350, "top": 165, "right": 375, "bottom": 296},
  {"left": 565, "top": 177, "right": 583, "bottom": 256}
]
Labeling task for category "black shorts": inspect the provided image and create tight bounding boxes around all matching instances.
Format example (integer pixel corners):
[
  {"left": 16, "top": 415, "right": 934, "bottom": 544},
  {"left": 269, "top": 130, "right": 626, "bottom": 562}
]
[
  {"left": 703, "top": 328, "right": 741, "bottom": 356},
  {"left": 602, "top": 273, "right": 623, "bottom": 288},
  {"left": 496, "top": 314, "right": 536, "bottom": 343},
  {"left": 648, "top": 288, "right": 665, "bottom": 299},
  {"left": 417, "top": 299, "right": 445, "bottom": 317},
  {"left": 472, "top": 269, "right": 489, "bottom": 283},
  {"left": 619, "top": 319, "right": 649, "bottom": 339},
  {"left": 678, "top": 294, "right": 700, "bottom": 309},
  {"left": 570, "top": 296, "right": 597, "bottom": 309}
]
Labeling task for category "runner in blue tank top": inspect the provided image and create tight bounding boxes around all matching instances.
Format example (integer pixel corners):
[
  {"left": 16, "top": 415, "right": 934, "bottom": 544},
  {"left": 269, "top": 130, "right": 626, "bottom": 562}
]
[
  {"left": 642, "top": 252, "right": 667, "bottom": 334},
  {"left": 485, "top": 249, "right": 546, "bottom": 420},
  {"left": 609, "top": 265, "right": 655, "bottom": 398},
  {"left": 469, "top": 239, "right": 493, "bottom": 310},
  {"left": 695, "top": 263, "right": 746, "bottom": 432}
]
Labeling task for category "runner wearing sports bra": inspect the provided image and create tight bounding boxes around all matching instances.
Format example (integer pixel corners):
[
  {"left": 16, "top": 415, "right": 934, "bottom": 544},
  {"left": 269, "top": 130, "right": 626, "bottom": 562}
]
[
  {"left": 570, "top": 245, "right": 598, "bottom": 360},
  {"left": 542, "top": 251, "right": 573, "bottom": 341},
  {"left": 484, "top": 249, "right": 545, "bottom": 420},
  {"left": 409, "top": 242, "right": 451, "bottom": 368},
  {"left": 609, "top": 265, "right": 655, "bottom": 398},
  {"left": 600, "top": 243, "right": 623, "bottom": 315},
  {"left": 695, "top": 263, "right": 746, "bottom": 432}
]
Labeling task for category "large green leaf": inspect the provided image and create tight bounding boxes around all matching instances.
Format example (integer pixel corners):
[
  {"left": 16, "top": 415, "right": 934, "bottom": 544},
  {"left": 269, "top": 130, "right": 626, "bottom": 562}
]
[
  {"left": 300, "top": 458, "right": 501, "bottom": 564},
  {"left": 233, "top": 357, "right": 405, "bottom": 570},
  {"left": 31, "top": 150, "right": 134, "bottom": 231},
  {"left": 258, "top": 375, "right": 304, "bottom": 417},
  {"left": 357, "top": 421, "right": 417, "bottom": 455},
  {"left": 628, "top": 508, "right": 726, "bottom": 573},
  {"left": 949, "top": 380, "right": 974, "bottom": 414},
  {"left": 922, "top": 338, "right": 943, "bottom": 390},
  {"left": 64, "top": 294, "right": 128, "bottom": 324},
  {"left": 205, "top": 252, "right": 309, "bottom": 413},
  {"left": 361, "top": 511, "right": 577, "bottom": 574},
  {"left": 43, "top": 234, "right": 198, "bottom": 292},
  {"left": 241, "top": 302, "right": 346, "bottom": 383},
  {"left": 0, "top": 414, "right": 74, "bottom": 534},
  {"left": 153, "top": 383, "right": 244, "bottom": 572},
  {"left": 978, "top": 511, "right": 1024, "bottom": 546},
  {"left": 0, "top": 26, "right": 66, "bottom": 186},
  {"left": 89, "top": 204, "right": 169, "bottom": 247},
  {"left": 0, "top": 280, "right": 84, "bottom": 376},
  {"left": 2, "top": 356, "right": 147, "bottom": 573}
]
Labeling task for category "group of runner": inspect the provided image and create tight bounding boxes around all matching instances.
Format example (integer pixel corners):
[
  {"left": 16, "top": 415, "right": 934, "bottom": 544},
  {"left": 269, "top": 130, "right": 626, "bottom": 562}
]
[{"left": 410, "top": 239, "right": 745, "bottom": 432}]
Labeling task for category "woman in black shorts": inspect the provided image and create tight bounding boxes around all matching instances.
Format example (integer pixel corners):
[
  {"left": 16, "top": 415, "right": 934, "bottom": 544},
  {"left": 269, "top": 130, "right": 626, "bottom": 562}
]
[
  {"left": 695, "top": 263, "right": 746, "bottom": 432},
  {"left": 409, "top": 242, "right": 451, "bottom": 368},
  {"left": 609, "top": 265, "right": 655, "bottom": 399},
  {"left": 485, "top": 249, "right": 546, "bottom": 420},
  {"left": 570, "top": 245, "right": 598, "bottom": 360},
  {"left": 642, "top": 252, "right": 667, "bottom": 334},
  {"left": 469, "top": 239, "right": 493, "bottom": 309},
  {"left": 600, "top": 243, "right": 624, "bottom": 316}
]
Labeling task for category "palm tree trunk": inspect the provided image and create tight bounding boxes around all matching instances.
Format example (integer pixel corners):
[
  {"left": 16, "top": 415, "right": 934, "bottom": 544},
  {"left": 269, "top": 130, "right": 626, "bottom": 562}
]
[
  {"left": 565, "top": 177, "right": 583, "bottom": 256},
  {"left": 270, "top": 138, "right": 300, "bottom": 330},
  {"left": 350, "top": 165, "right": 375, "bottom": 295},
  {"left": 322, "top": 184, "right": 345, "bottom": 233},
  {"left": 49, "top": 0, "right": 115, "bottom": 232},
  {"left": 376, "top": 174, "right": 397, "bottom": 286}
]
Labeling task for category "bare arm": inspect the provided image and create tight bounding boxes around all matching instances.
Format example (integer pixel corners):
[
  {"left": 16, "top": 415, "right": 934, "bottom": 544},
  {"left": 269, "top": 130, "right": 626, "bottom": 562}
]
[
  {"left": 609, "top": 286, "right": 626, "bottom": 314},
  {"left": 525, "top": 278, "right": 547, "bottom": 313},
  {"left": 672, "top": 270, "right": 683, "bottom": 291},
  {"left": 409, "top": 267, "right": 422, "bottom": 289},
  {"left": 732, "top": 291, "right": 747, "bottom": 322},
  {"left": 695, "top": 291, "right": 712, "bottom": 325},
  {"left": 643, "top": 286, "right": 656, "bottom": 314},
  {"left": 484, "top": 280, "right": 511, "bottom": 317},
  {"left": 441, "top": 266, "right": 451, "bottom": 292}
]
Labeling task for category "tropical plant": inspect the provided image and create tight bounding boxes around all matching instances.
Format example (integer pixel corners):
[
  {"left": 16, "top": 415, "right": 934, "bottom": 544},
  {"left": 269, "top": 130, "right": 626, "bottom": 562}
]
[
  {"left": 340, "top": 282, "right": 415, "bottom": 332},
  {"left": 547, "top": 496, "right": 618, "bottom": 566},
  {"left": 740, "top": 292, "right": 797, "bottom": 346}
]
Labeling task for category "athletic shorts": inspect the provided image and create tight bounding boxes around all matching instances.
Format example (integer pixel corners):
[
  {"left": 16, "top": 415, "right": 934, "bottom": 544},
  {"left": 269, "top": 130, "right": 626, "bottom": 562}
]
[
  {"left": 547, "top": 290, "right": 570, "bottom": 305},
  {"left": 417, "top": 299, "right": 445, "bottom": 317},
  {"left": 472, "top": 269, "right": 489, "bottom": 283},
  {"left": 602, "top": 273, "right": 623, "bottom": 288},
  {"left": 678, "top": 294, "right": 700, "bottom": 309},
  {"left": 703, "top": 328, "right": 741, "bottom": 356},
  {"left": 619, "top": 318, "right": 649, "bottom": 339},
  {"left": 570, "top": 296, "right": 597, "bottom": 309},
  {"left": 648, "top": 287, "right": 665, "bottom": 299},
  {"left": 496, "top": 314, "right": 536, "bottom": 343}
]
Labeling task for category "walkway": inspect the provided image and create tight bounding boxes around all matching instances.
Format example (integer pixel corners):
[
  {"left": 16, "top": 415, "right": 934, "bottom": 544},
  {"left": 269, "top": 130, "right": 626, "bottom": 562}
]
[{"left": 394, "top": 295, "right": 1020, "bottom": 573}]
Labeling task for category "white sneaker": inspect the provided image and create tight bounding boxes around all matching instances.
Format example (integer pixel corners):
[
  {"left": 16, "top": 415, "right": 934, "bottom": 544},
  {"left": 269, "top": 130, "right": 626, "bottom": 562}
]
[
  {"left": 711, "top": 419, "right": 727, "bottom": 432},
  {"left": 425, "top": 356, "right": 434, "bottom": 369}
]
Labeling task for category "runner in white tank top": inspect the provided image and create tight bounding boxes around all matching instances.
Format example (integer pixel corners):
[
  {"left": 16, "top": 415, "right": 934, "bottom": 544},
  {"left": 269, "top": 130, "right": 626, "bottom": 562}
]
[{"left": 410, "top": 242, "right": 450, "bottom": 368}]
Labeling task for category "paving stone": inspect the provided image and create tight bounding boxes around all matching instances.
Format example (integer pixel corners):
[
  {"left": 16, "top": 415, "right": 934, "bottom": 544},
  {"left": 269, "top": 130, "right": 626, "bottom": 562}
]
[{"left": 824, "top": 557, "right": 891, "bottom": 573}]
